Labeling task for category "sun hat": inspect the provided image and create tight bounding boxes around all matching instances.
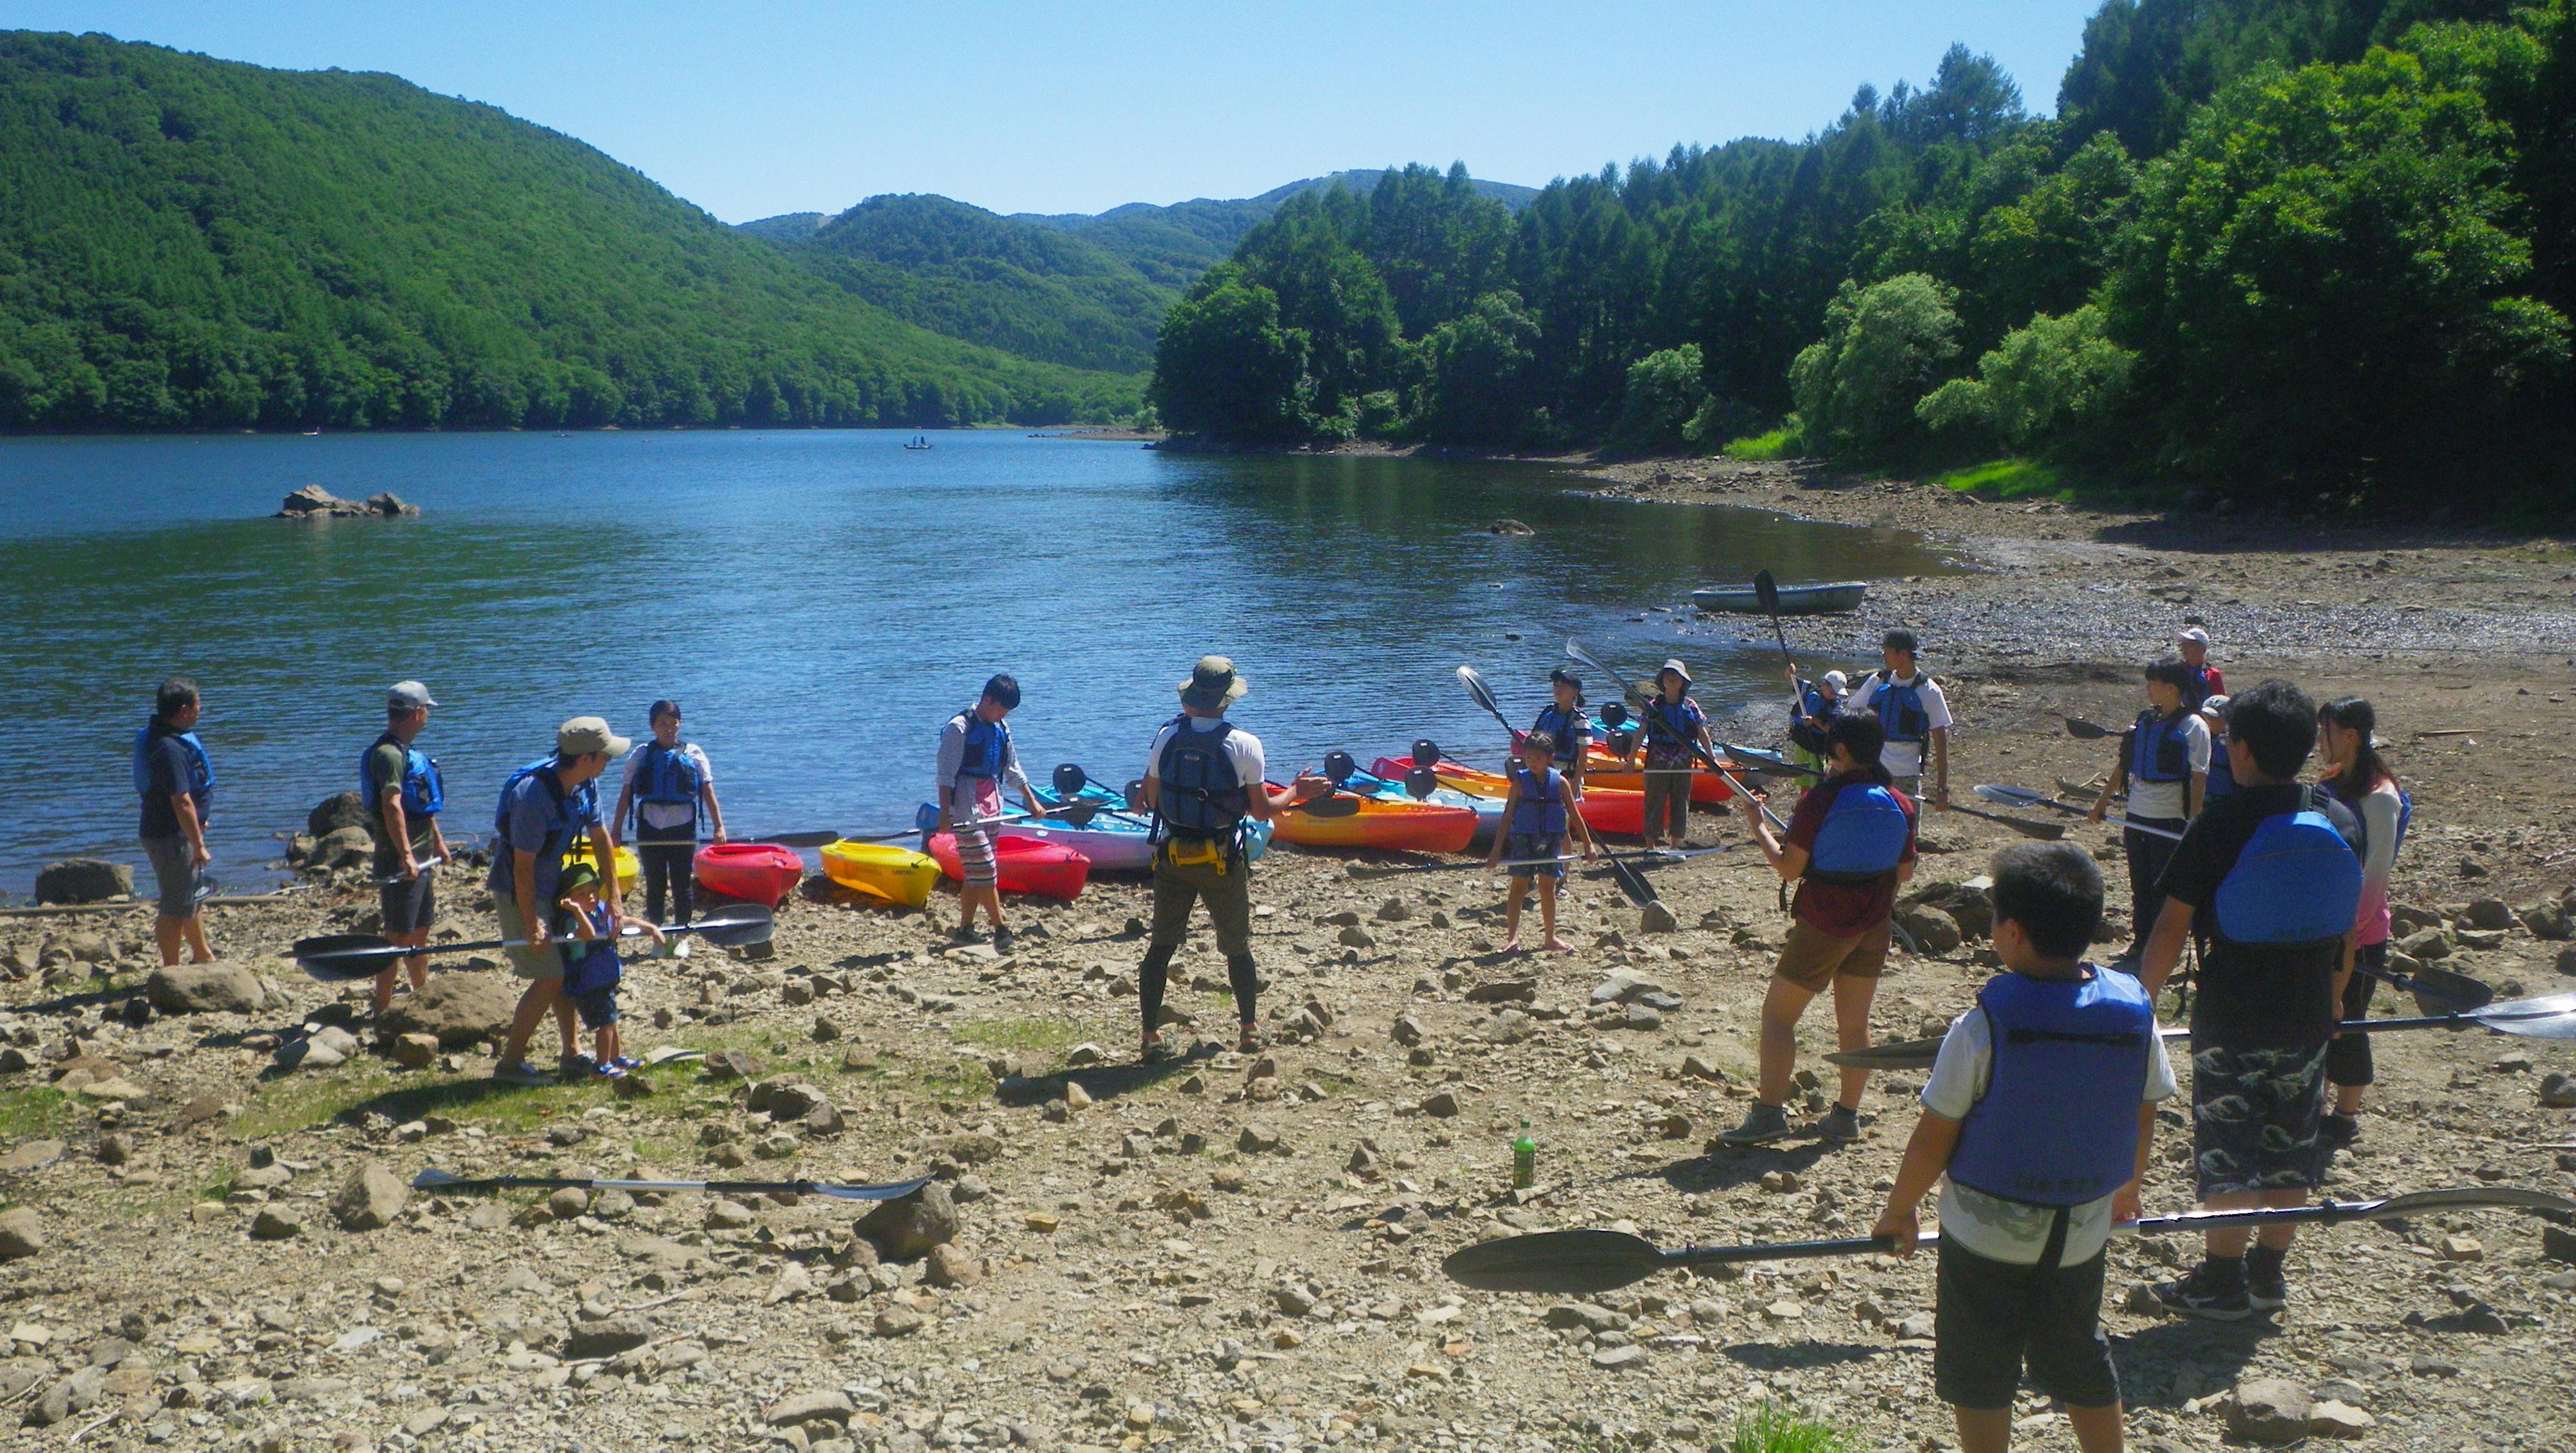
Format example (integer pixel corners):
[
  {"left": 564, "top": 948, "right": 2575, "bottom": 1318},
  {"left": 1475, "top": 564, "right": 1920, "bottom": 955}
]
[
  {"left": 1178, "top": 656, "right": 1249, "bottom": 709},
  {"left": 556, "top": 717, "right": 632, "bottom": 757},
  {"left": 1657, "top": 658, "right": 1692, "bottom": 685}
]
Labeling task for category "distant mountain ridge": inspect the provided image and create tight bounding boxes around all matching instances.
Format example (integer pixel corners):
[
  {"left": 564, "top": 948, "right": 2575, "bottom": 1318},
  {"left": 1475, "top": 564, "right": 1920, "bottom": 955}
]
[{"left": 737, "top": 169, "right": 1539, "bottom": 373}]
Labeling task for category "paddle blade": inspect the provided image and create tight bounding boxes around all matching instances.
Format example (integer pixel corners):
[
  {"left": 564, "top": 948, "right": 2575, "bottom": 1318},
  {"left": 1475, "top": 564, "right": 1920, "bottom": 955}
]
[
  {"left": 1053, "top": 763, "right": 1089, "bottom": 797},
  {"left": 2475, "top": 992, "right": 2576, "bottom": 1038},
  {"left": 1443, "top": 1229, "right": 1670, "bottom": 1295},
  {"left": 2396, "top": 961, "right": 2494, "bottom": 1014},
  {"left": 1405, "top": 766, "right": 1441, "bottom": 800},
  {"left": 1825, "top": 1035, "right": 1942, "bottom": 1071},
  {"left": 412, "top": 1168, "right": 471, "bottom": 1190},
  {"left": 292, "top": 934, "right": 413, "bottom": 982},
  {"left": 1458, "top": 665, "right": 1504, "bottom": 721},
  {"left": 2063, "top": 716, "right": 2114, "bottom": 741},
  {"left": 2365, "top": 1186, "right": 2576, "bottom": 1219},
  {"left": 1949, "top": 804, "right": 2065, "bottom": 840},
  {"left": 1056, "top": 801, "right": 1103, "bottom": 828},
  {"left": 1972, "top": 783, "right": 2049, "bottom": 808},
  {"left": 681, "top": 905, "right": 774, "bottom": 948},
  {"left": 1754, "top": 569, "right": 1781, "bottom": 613},
  {"left": 808, "top": 1176, "right": 934, "bottom": 1203},
  {"left": 1323, "top": 751, "right": 1358, "bottom": 784}
]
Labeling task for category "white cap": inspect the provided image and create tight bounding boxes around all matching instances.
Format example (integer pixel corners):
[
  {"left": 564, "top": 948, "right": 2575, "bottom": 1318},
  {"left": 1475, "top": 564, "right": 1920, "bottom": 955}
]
[
  {"left": 2176, "top": 626, "right": 2211, "bottom": 645},
  {"left": 1822, "top": 670, "right": 1848, "bottom": 692},
  {"left": 2199, "top": 693, "right": 2230, "bottom": 719}
]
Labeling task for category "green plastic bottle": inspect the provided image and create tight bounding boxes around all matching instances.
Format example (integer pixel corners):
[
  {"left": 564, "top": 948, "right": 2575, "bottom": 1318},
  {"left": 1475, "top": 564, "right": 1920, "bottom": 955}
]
[{"left": 1511, "top": 1119, "right": 1537, "bottom": 1190}]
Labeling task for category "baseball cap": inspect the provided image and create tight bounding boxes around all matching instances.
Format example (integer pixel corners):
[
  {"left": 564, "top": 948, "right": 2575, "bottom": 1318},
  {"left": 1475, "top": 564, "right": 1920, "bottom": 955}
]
[
  {"left": 556, "top": 716, "right": 631, "bottom": 757},
  {"left": 557, "top": 860, "right": 601, "bottom": 894},
  {"left": 1882, "top": 629, "right": 1919, "bottom": 654},
  {"left": 387, "top": 681, "right": 438, "bottom": 709},
  {"left": 1823, "top": 670, "right": 1848, "bottom": 691},
  {"left": 2198, "top": 693, "right": 2230, "bottom": 720},
  {"left": 2177, "top": 626, "right": 2211, "bottom": 645}
]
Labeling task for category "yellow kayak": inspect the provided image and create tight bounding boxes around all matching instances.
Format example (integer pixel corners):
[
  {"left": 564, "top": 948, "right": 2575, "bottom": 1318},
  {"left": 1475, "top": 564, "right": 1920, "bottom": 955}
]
[
  {"left": 561, "top": 841, "right": 641, "bottom": 894},
  {"left": 822, "top": 840, "right": 942, "bottom": 909}
]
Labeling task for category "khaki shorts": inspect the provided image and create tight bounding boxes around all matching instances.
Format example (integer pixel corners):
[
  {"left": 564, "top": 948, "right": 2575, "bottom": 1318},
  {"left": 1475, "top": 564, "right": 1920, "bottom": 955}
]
[
  {"left": 1772, "top": 918, "right": 1891, "bottom": 994},
  {"left": 494, "top": 892, "right": 565, "bottom": 981},
  {"left": 1149, "top": 846, "right": 1253, "bottom": 958}
]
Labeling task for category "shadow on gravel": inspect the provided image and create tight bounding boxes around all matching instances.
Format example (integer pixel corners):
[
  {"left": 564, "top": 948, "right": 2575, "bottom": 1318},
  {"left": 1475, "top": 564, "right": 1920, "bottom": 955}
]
[
  {"left": 341, "top": 1077, "right": 549, "bottom": 1123},
  {"left": 1721, "top": 1340, "right": 1886, "bottom": 1369},
  {"left": 998, "top": 1052, "right": 1204, "bottom": 1108},
  {"left": 1648, "top": 1141, "right": 1832, "bottom": 1193},
  {"left": 2107, "top": 1318, "right": 2269, "bottom": 1409}
]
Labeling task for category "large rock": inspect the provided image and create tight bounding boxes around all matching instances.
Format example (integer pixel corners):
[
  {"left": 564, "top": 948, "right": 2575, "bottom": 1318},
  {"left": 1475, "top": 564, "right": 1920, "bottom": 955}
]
[
  {"left": 856, "top": 1181, "right": 960, "bottom": 1261},
  {"left": 333, "top": 1163, "right": 410, "bottom": 1231},
  {"left": 2225, "top": 1379, "right": 2315, "bottom": 1445},
  {"left": 563, "top": 1314, "right": 651, "bottom": 1360},
  {"left": 379, "top": 973, "right": 521, "bottom": 1047},
  {"left": 307, "top": 826, "right": 374, "bottom": 872},
  {"left": 308, "top": 792, "right": 372, "bottom": 838},
  {"left": 146, "top": 964, "right": 268, "bottom": 1015},
  {"left": 276, "top": 486, "right": 418, "bottom": 520},
  {"left": 1894, "top": 904, "right": 1964, "bottom": 955},
  {"left": 0, "top": 1206, "right": 43, "bottom": 1260},
  {"left": 33, "top": 858, "right": 131, "bottom": 905}
]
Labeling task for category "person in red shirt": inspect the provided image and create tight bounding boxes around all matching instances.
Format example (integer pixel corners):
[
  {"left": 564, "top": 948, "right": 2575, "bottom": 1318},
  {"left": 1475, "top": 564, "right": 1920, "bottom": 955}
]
[
  {"left": 2176, "top": 627, "right": 2224, "bottom": 710},
  {"left": 1718, "top": 712, "right": 1918, "bottom": 1146}
]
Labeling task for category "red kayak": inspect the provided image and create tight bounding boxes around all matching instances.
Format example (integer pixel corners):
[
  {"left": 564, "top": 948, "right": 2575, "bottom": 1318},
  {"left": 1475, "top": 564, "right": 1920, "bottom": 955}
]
[
  {"left": 694, "top": 842, "right": 805, "bottom": 907},
  {"left": 927, "top": 833, "right": 1091, "bottom": 900}
]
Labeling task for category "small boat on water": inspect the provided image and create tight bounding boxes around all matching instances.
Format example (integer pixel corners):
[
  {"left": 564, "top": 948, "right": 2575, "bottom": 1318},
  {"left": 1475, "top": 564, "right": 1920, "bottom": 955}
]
[
  {"left": 1690, "top": 580, "right": 1869, "bottom": 614},
  {"left": 904, "top": 435, "right": 934, "bottom": 450}
]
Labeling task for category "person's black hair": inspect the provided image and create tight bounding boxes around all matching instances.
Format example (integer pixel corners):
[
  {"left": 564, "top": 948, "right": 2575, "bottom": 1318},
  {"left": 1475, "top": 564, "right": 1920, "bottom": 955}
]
[
  {"left": 1826, "top": 711, "right": 1890, "bottom": 782},
  {"left": 1882, "top": 629, "right": 1918, "bottom": 655},
  {"left": 2228, "top": 679, "right": 2317, "bottom": 780},
  {"left": 1524, "top": 731, "right": 1558, "bottom": 759},
  {"left": 155, "top": 676, "right": 198, "bottom": 721},
  {"left": 982, "top": 674, "right": 1021, "bottom": 710},
  {"left": 1987, "top": 841, "right": 2104, "bottom": 961},
  {"left": 1549, "top": 668, "right": 1583, "bottom": 702},
  {"left": 649, "top": 699, "right": 681, "bottom": 723},
  {"left": 2318, "top": 698, "right": 2394, "bottom": 801},
  {"left": 2143, "top": 656, "right": 2190, "bottom": 690}
]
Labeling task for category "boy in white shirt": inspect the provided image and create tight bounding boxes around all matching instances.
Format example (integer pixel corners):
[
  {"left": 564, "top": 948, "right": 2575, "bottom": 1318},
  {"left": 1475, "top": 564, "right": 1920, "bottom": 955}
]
[{"left": 1844, "top": 630, "right": 1951, "bottom": 805}]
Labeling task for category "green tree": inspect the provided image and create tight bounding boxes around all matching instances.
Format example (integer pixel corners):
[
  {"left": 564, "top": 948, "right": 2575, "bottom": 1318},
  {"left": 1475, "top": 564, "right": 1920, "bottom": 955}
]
[
  {"left": 1789, "top": 274, "right": 1964, "bottom": 459},
  {"left": 1416, "top": 290, "right": 1539, "bottom": 444},
  {"left": 1148, "top": 268, "right": 1312, "bottom": 443},
  {"left": 1613, "top": 345, "right": 1711, "bottom": 450},
  {"left": 1916, "top": 304, "right": 2137, "bottom": 448}
]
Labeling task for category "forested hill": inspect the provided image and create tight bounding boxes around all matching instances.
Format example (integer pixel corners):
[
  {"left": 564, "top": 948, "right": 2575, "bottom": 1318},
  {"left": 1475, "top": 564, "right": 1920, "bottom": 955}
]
[
  {"left": 0, "top": 32, "right": 1140, "bottom": 431},
  {"left": 737, "top": 171, "right": 1541, "bottom": 374},
  {"left": 1154, "top": 0, "right": 2575, "bottom": 509}
]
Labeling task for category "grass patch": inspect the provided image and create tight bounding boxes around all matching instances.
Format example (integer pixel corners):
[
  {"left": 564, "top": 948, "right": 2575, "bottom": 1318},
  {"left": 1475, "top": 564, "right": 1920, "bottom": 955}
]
[
  {"left": 1721, "top": 428, "right": 1797, "bottom": 462},
  {"left": 1725, "top": 1402, "right": 1848, "bottom": 1453},
  {"left": 0, "top": 1085, "right": 71, "bottom": 1140},
  {"left": 1933, "top": 457, "right": 2064, "bottom": 499}
]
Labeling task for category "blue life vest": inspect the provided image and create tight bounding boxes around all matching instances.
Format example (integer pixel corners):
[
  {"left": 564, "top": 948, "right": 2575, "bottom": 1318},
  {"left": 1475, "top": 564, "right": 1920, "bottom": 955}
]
[
  {"left": 1508, "top": 764, "right": 1569, "bottom": 836},
  {"left": 1643, "top": 697, "right": 1704, "bottom": 759},
  {"left": 2130, "top": 709, "right": 2193, "bottom": 784},
  {"left": 560, "top": 902, "right": 624, "bottom": 999},
  {"left": 361, "top": 732, "right": 444, "bottom": 817},
  {"left": 133, "top": 725, "right": 214, "bottom": 801},
  {"left": 1155, "top": 717, "right": 1247, "bottom": 841},
  {"left": 1530, "top": 704, "right": 1590, "bottom": 766},
  {"left": 1788, "top": 682, "right": 1839, "bottom": 754},
  {"left": 2211, "top": 788, "right": 2362, "bottom": 945},
  {"left": 1804, "top": 778, "right": 1911, "bottom": 884},
  {"left": 1949, "top": 968, "right": 2155, "bottom": 1206},
  {"left": 636, "top": 740, "right": 703, "bottom": 808},
  {"left": 2182, "top": 663, "right": 2220, "bottom": 710},
  {"left": 954, "top": 711, "right": 1009, "bottom": 781},
  {"left": 493, "top": 757, "right": 596, "bottom": 886},
  {"left": 1868, "top": 671, "right": 1931, "bottom": 744},
  {"left": 2204, "top": 740, "right": 2239, "bottom": 799}
]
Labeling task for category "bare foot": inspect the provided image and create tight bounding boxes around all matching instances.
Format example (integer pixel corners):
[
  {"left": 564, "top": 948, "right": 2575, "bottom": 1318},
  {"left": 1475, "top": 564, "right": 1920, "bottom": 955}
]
[
  {"left": 1499, "top": 936, "right": 1523, "bottom": 956},
  {"left": 1545, "top": 936, "right": 1575, "bottom": 953}
]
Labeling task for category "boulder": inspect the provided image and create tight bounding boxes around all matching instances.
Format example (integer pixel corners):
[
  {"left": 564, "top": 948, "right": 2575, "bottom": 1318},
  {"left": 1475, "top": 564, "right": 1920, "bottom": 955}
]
[
  {"left": 388, "top": 1033, "right": 440, "bottom": 1068},
  {"left": 363, "top": 491, "right": 420, "bottom": 518},
  {"left": 33, "top": 858, "right": 131, "bottom": 905},
  {"left": 2224, "top": 1379, "right": 2315, "bottom": 1445},
  {"left": 0, "top": 1206, "right": 44, "bottom": 1259},
  {"left": 146, "top": 964, "right": 268, "bottom": 1015},
  {"left": 856, "top": 1180, "right": 960, "bottom": 1260},
  {"left": 333, "top": 1163, "right": 411, "bottom": 1231},
  {"left": 2463, "top": 898, "right": 2517, "bottom": 931},
  {"left": 1638, "top": 902, "right": 1680, "bottom": 935},
  {"left": 277, "top": 484, "right": 354, "bottom": 517},
  {"left": 1894, "top": 905, "right": 1963, "bottom": 956},
  {"left": 2520, "top": 899, "right": 2573, "bottom": 941},
  {"left": 307, "top": 826, "right": 374, "bottom": 872},
  {"left": 563, "top": 1314, "right": 650, "bottom": 1360},
  {"left": 308, "top": 792, "right": 371, "bottom": 838},
  {"left": 379, "top": 973, "right": 520, "bottom": 1047}
]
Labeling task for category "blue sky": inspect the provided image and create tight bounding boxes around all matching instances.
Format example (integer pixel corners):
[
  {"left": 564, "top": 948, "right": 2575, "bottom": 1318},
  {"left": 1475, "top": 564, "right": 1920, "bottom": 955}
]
[{"left": 2, "top": 1, "right": 2106, "bottom": 222}]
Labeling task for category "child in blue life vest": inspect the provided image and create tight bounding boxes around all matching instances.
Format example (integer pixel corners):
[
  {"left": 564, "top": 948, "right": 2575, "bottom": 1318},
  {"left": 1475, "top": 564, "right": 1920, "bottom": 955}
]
[
  {"left": 1873, "top": 842, "right": 2175, "bottom": 1453},
  {"left": 1484, "top": 732, "right": 1596, "bottom": 953},
  {"left": 2088, "top": 658, "right": 2211, "bottom": 961},
  {"left": 554, "top": 860, "right": 661, "bottom": 1078}
]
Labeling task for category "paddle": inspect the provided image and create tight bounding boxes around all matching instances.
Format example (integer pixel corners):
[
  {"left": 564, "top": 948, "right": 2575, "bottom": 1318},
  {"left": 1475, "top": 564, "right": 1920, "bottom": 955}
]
[
  {"left": 1458, "top": 665, "right": 1520, "bottom": 746},
  {"left": 291, "top": 903, "right": 776, "bottom": 982},
  {"left": 1567, "top": 636, "right": 1785, "bottom": 831},
  {"left": 1942, "top": 801, "right": 2068, "bottom": 840},
  {"left": 1049, "top": 764, "right": 1148, "bottom": 821},
  {"left": 1828, "top": 989, "right": 2576, "bottom": 1070},
  {"left": 2356, "top": 955, "right": 2494, "bottom": 1014},
  {"left": 1973, "top": 784, "right": 2185, "bottom": 842},
  {"left": 1718, "top": 742, "right": 1821, "bottom": 780},
  {"left": 2065, "top": 715, "right": 2117, "bottom": 741},
  {"left": 412, "top": 1167, "right": 931, "bottom": 1202},
  {"left": 847, "top": 802, "right": 1092, "bottom": 844},
  {"left": 1752, "top": 570, "right": 1806, "bottom": 719},
  {"left": 1442, "top": 1186, "right": 2576, "bottom": 1295}
]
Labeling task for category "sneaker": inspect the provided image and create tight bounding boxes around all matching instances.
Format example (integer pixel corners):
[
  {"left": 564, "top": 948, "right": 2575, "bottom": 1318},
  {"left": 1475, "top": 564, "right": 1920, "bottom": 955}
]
[
  {"left": 491, "top": 1060, "right": 553, "bottom": 1087},
  {"left": 1814, "top": 1104, "right": 1862, "bottom": 1144},
  {"left": 609, "top": 1056, "right": 641, "bottom": 1073},
  {"left": 2153, "top": 1262, "right": 2252, "bottom": 1321},
  {"left": 2245, "top": 1258, "right": 2288, "bottom": 1312},
  {"left": 1716, "top": 1103, "right": 1793, "bottom": 1146},
  {"left": 595, "top": 1061, "right": 627, "bottom": 1079},
  {"left": 558, "top": 1053, "right": 599, "bottom": 1081},
  {"left": 992, "top": 926, "right": 1016, "bottom": 954},
  {"left": 672, "top": 938, "right": 692, "bottom": 959},
  {"left": 2320, "top": 1112, "right": 2358, "bottom": 1152}
]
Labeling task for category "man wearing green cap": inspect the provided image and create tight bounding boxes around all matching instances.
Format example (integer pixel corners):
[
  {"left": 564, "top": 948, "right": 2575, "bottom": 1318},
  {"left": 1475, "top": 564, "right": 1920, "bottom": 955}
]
[
  {"left": 489, "top": 716, "right": 630, "bottom": 1085},
  {"left": 1135, "top": 657, "right": 1327, "bottom": 1059}
]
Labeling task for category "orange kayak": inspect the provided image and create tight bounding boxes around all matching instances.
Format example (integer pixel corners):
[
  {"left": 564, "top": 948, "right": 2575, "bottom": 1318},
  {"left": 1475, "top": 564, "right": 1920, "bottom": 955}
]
[
  {"left": 1581, "top": 745, "right": 1736, "bottom": 804},
  {"left": 1372, "top": 755, "right": 1648, "bottom": 837},
  {"left": 1267, "top": 784, "right": 1478, "bottom": 853}
]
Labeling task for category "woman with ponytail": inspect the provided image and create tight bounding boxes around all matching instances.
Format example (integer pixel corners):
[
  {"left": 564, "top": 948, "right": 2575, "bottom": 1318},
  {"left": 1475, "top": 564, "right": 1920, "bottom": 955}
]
[{"left": 2315, "top": 698, "right": 2407, "bottom": 1152}]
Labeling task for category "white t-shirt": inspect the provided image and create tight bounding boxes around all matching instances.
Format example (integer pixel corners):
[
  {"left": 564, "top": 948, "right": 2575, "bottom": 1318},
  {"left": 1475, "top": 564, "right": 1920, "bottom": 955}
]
[
  {"left": 1919, "top": 983, "right": 2177, "bottom": 1267},
  {"left": 620, "top": 743, "right": 714, "bottom": 832},
  {"left": 1844, "top": 670, "right": 1953, "bottom": 779},
  {"left": 1144, "top": 716, "right": 1266, "bottom": 797},
  {"left": 2123, "top": 712, "right": 2212, "bottom": 822}
]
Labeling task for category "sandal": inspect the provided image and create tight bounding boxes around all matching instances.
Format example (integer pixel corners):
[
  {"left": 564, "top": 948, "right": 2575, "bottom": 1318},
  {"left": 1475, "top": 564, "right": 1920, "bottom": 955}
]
[
  {"left": 1237, "top": 1023, "right": 1262, "bottom": 1053},
  {"left": 1140, "top": 1038, "right": 1178, "bottom": 1065}
]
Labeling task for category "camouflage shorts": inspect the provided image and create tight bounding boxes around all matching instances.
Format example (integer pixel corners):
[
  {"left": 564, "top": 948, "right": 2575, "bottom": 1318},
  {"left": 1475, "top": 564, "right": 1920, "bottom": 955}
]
[{"left": 2192, "top": 1041, "right": 2328, "bottom": 1197}]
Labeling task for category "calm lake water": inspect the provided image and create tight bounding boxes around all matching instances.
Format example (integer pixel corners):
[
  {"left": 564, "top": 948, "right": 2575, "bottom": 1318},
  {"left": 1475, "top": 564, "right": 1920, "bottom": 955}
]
[{"left": 0, "top": 431, "right": 1954, "bottom": 891}]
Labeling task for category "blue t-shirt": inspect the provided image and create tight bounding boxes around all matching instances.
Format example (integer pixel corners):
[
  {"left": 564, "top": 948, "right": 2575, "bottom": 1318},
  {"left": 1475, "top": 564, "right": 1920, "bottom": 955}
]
[
  {"left": 138, "top": 728, "right": 211, "bottom": 840},
  {"left": 486, "top": 766, "right": 600, "bottom": 907}
]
